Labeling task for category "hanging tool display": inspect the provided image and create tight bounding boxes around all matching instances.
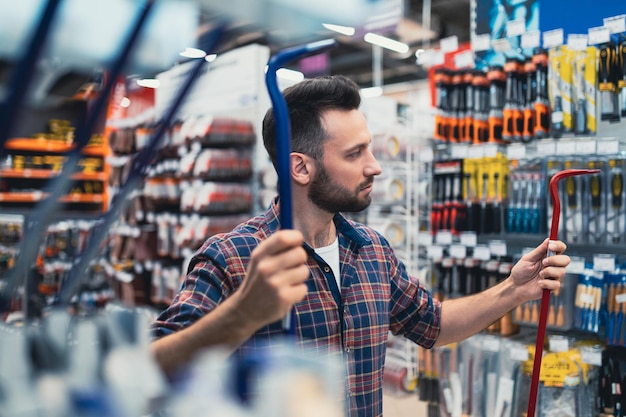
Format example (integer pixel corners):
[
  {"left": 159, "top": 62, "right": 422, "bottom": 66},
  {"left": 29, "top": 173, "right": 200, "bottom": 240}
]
[
  {"left": 471, "top": 71, "right": 490, "bottom": 144},
  {"left": 434, "top": 69, "right": 451, "bottom": 141},
  {"left": 532, "top": 49, "right": 551, "bottom": 139},
  {"left": 598, "top": 41, "right": 619, "bottom": 122},
  {"left": 608, "top": 158, "right": 626, "bottom": 244},
  {"left": 522, "top": 58, "right": 536, "bottom": 142},
  {"left": 619, "top": 39, "right": 626, "bottom": 118},
  {"left": 462, "top": 70, "right": 476, "bottom": 143},
  {"left": 526, "top": 168, "right": 600, "bottom": 417},
  {"left": 502, "top": 58, "right": 522, "bottom": 142},
  {"left": 487, "top": 66, "right": 505, "bottom": 143}
]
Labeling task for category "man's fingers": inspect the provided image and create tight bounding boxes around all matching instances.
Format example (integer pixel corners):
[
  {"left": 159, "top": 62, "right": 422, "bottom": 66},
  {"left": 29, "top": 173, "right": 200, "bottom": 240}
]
[
  {"left": 253, "top": 230, "right": 305, "bottom": 258},
  {"left": 523, "top": 238, "right": 567, "bottom": 262}
]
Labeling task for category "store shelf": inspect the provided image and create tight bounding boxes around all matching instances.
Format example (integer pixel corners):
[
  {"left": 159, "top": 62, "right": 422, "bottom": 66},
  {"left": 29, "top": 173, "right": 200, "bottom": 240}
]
[
  {"left": 0, "top": 168, "right": 106, "bottom": 181},
  {"left": 0, "top": 192, "right": 104, "bottom": 203},
  {"left": 4, "top": 137, "right": 108, "bottom": 156}
]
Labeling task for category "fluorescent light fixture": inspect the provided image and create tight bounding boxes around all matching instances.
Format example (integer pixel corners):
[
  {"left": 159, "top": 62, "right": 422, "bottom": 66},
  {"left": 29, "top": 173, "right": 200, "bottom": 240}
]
[
  {"left": 205, "top": 53, "right": 217, "bottom": 62},
  {"left": 136, "top": 78, "right": 160, "bottom": 89},
  {"left": 276, "top": 68, "right": 304, "bottom": 82},
  {"left": 415, "top": 48, "right": 425, "bottom": 57},
  {"left": 364, "top": 32, "right": 409, "bottom": 54},
  {"left": 120, "top": 97, "right": 131, "bottom": 108},
  {"left": 179, "top": 47, "right": 206, "bottom": 59},
  {"left": 322, "top": 23, "right": 355, "bottom": 36},
  {"left": 360, "top": 86, "right": 383, "bottom": 98}
]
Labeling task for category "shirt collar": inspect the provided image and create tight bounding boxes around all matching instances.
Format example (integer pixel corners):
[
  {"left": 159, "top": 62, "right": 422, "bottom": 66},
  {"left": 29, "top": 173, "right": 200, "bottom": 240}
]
[{"left": 265, "top": 196, "right": 371, "bottom": 248}]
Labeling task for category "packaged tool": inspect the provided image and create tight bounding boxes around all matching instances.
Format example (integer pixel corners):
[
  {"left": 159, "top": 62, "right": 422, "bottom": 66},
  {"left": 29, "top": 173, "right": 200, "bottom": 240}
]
[
  {"left": 584, "top": 158, "right": 607, "bottom": 244},
  {"left": 607, "top": 157, "right": 626, "bottom": 244}
]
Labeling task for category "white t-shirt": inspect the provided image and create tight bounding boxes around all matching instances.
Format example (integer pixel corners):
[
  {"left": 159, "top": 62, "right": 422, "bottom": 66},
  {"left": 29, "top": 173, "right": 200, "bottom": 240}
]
[{"left": 314, "top": 237, "right": 341, "bottom": 292}]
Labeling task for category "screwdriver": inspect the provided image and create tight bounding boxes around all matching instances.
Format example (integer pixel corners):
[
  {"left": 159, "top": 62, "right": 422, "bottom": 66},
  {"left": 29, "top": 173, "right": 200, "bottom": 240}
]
[
  {"left": 598, "top": 42, "right": 618, "bottom": 121},
  {"left": 590, "top": 169, "right": 603, "bottom": 243},
  {"left": 619, "top": 39, "right": 626, "bottom": 117},
  {"left": 492, "top": 172, "right": 502, "bottom": 234},
  {"left": 610, "top": 160, "right": 623, "bottom": 243},
  {"left": 532, "top": 49, "right": 550, "bottom": 139}
]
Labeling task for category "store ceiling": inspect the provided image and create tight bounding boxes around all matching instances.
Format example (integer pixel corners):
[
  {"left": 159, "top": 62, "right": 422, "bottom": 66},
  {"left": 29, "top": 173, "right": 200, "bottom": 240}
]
[{"left": 210, "top": 0, "right": 472, "bottom": 87}]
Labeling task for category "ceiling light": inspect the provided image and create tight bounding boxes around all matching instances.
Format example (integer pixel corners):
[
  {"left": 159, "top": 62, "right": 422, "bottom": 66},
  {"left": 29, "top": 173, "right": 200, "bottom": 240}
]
[
  {"left": 415, "top": 48, "right": 425, "bottom": 58},
  {"left": 179, "top": 47, "right": 207, "bottom": 59},
  {"left": 276, "top": 68, "right": 304, "bottom": 82},
  {"left": 364, "top": 33, "right": 409, "bottom": 54},
  {"left": 360, "top": 86, "right": 383, "bottom": 98},
  {"left": 136, "top": 78, "right": 160, "bottom": 89},
  {"left": 322, "top": 23, "right": 356, "bottom": 36},
  {"left": 205, "top": 53, "right": 217, "bottom": 62}
]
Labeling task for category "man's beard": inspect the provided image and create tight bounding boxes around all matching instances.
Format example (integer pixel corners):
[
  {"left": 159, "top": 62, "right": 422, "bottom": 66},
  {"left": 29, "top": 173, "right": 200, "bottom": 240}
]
[{"left": 308, "top": 162, "right": 373, "bottom": 213}]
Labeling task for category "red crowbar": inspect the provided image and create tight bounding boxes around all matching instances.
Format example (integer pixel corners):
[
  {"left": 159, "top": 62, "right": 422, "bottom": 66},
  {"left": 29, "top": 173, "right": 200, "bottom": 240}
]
[{"left": 526, "top": 168, "right": 601, "bottom": 417}]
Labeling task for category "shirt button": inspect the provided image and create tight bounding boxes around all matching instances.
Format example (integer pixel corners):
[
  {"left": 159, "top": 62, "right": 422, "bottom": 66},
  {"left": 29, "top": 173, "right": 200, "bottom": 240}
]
[
  {"left": 324, "top": 266, "right": 330, "bottom": 272},
  {"left": 345, "top": 346, "right": 351, "bottom": 352}
]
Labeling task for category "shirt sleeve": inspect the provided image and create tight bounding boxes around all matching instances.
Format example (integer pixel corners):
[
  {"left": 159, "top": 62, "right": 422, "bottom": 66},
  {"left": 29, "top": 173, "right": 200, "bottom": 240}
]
[{"left": 387, "top": 247, "right": 442, "bottom": 348}]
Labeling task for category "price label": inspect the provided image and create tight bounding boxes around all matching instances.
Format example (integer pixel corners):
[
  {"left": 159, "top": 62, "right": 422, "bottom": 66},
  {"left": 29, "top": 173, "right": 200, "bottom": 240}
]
[
  {"left": 473, "top": 245, "right": 491, "bottom": 260},
  {"left": 428, "top": 245, "right": 444, "bottom": 259},
  {"left": 567, "top": 34, "right": 588, "bottom": 51},
  {"left": 597, "top": 139, "right": 619, "bottom": 155},
  {"left": 593, "top": 254, "right": 615, "bottom": 272},
  {"left": 556, "top": 140, "right": 576, "bottom": 155},
  {"left": 451, "top": 144, "right": 469, "bottom": 159},
  {"left": 521, "top": 30, "right": 540, "bottom": 49},
  {"left": 604, "top": 15, "right": 626, "bottom": 34},
  {"left": 433, "top": 50, "right": 445, "bottom": 66},
  {"left": 566, "top": 257, "right": 586, "bottom": 274},
  {"left": 492, "top": 38, "right": 512, "bottom": 53},
  {"left": 616, "top": 293, "right": 626, "bottom": 304},
  {"left": 454, "top": 50, "right": 475, "bottom": 69},
  {"left": 575, "top": 139, "right": 596, "bottom": 154},
  {"left": 507, "top": 143, "right": 526, "bottom": 160},
  {"left": 537, "top": 140, "right": 556, "bottom": 155},
  {"left": 543, "top": 29, "right": 564, "bottom": 48},
  {"left": 581, "top": 348, "right": 603, "bottom": 366},
  {"left": 482, "top": 336, "right": 501, "bottom": 352},
  {"left": 510, "top": 344, "right": 530, "bottom": 361},
  {"left": 483, "top": 144, "right": 498, "bottom": 157},
  {"left": 549, "top": 336, "right": 569, "bottom": 352},
  {"left": 441, "top": 35, "right": 459, "bottom": 53},
  {"left": 588, "top": 26, "right": 610, "bottom": 45},
  {"left": 551, "top": 111, "right": 564, "bottom": 124},
  {"left": 436, "top": 231, "right": 453, "bottom": 245},
  {"left": 449, "top": 244, "right": 467, "bottom": 259},
  {"left": 506, "top": 18, "right": 526, "bottom": 37},
  {"left": 418, "top": 232, "right": 433, "bottom": 246},
  {"left": 472, "top": 34, "right": 491, "bottom": 51},
  {"left": 489, "top": 240, "right": 507, "bottom": 256},
  {"left": 418, "top": 49, "right": 436, "bottom": 66},
  {"left": 418, "top": 146, "right": 434, "bottom": 162},
  {"left": 460, "top": 232, "right": 477, "bottom": 247},
  {"left": 467, "top": 145, "right": 484, "bottom": 159}
]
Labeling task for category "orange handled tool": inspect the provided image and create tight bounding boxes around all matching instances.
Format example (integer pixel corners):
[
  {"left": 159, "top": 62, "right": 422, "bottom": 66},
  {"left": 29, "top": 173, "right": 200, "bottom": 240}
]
[{"left": 526, "top": 168, "right": 601, "bottom": 417}]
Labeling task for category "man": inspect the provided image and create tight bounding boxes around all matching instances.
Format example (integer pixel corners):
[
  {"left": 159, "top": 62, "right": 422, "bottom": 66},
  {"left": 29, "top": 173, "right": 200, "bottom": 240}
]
[{"left": 151, "top": 75, "right": 569, "bottom": 417}]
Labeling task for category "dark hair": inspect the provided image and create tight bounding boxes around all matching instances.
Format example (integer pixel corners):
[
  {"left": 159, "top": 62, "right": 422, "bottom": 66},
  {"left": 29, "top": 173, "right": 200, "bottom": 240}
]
[{"left": 262, "top": 75, "right": 361, "bottom": 168}]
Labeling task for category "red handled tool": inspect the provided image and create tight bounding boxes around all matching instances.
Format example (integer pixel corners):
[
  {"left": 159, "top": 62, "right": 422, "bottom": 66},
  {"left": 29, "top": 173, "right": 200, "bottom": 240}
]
[{"left": 526, "top": 168, "right": 601, "bottom": 417}]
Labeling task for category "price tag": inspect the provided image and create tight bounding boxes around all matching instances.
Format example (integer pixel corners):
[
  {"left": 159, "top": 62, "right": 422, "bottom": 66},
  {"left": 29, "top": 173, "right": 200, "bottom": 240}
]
[
  {"left": 467, "top": 145, "right": 484, "bottom": 159},
  {"left": 441, "top": 35, "right": 459, "bottom": 53},
  {"left": 551, "top": 111, "right": 564, "bottom": 124},
  {"left": 472, "top": 34, "right": 491, "bottom": 52},
  {"left": 537, "top": 140, "right": 556, "bottom": 155},
  {"left": 588, "top": 26, "right": 610, "bottom": 45},
  {"left": 454, "top": 50, "right": 475, "bottom": 69},
  {"left": 566, "top": 257, "right": 586, "bottom": 274},
  {"left": 482, "top": 336, "right": 501, "bottom": 352},
  {"left": 451, "top": 144, "right": 469, "bottom": 159},
  {"left": 580, "top": 292, "right": 595, "bottom": 305},
  {"left": 418, "top": 232, "right": 433, "bottom": 246},
  {"left": 436, "top": 231, "right": 453, "bottom": 245},
  {"left": 427, "top": 245, "right": 444, "bottom": 259},
  {"left": 597, "top": 139, "right": 619, "bottom": 155},
  {"left": 521, "top": 30, "right": 540, "bottom": 49},
  {"left": 418, "top": 146, "right": 434, "bottom": 162},
  {"left": 433, "top": 50, "right": 445, "bottom": 66},
  {"left": 616, "top": 293, "right": 626, "bottom": 304},
  {"left": 581, "top": 347, "right": 603, "bottom": 366},
  {"left": 593, "top": 254, "right": 615, "bottom": 272},
  {"left": 507, "top": 143, "right": 526, "bottom": 160},
  {"left": 575, "top": 139, "right": 596, "bottom": 154},
  {"left": 567, "top": 34, "right": 588, "bottom": 51},
  {"left": 473, "top": 245, "right": 491, "bottom": 260},
  {"left": 510, "top": 344, "right": 529, "bottom": 362},
  {"left": 489, "top": 240, "right": 507, "bottom": 256},
  {"left": 449, "top": 244, "right": 467, "bottom": 259},
  {"left": 556, "top": 140, "right": 576, "bottom": 155},
  {"left": 483, "top": 144, "right": 498, "bottom": 157},
  {"left": 548, "top": 335, "right": 569, "bottom": 352},
  {"left": 543, "top": 29, "right": 564, "bottom": 48},
  {"left": 506, "top": 18, "right": 526, "bottom": 37},
  {"left": 604, "top": 15, "right": 626, "bottom": 34},
  {"left": 460, "top": 232, "right": 477, "bottom": 247},
  {"left": 418, "top": 49, "right": 436, "bottom": 66},
  {"left": 492, "top": 38, "right": 512, "bottom": 53}
]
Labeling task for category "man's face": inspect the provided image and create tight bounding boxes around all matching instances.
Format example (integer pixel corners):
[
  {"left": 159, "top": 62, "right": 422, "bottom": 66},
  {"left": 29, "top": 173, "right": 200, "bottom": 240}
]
[{"left": 307, "top": 109, "right": 382, "bottom": 213}]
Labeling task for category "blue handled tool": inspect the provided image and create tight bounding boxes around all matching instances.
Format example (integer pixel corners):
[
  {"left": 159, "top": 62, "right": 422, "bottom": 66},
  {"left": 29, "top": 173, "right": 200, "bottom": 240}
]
[
  {"left": 264, "top": 38, "right": 336, "bottom": 334},
  {"left": 0, "top": 0, "right": 157, "bottom": 313}
]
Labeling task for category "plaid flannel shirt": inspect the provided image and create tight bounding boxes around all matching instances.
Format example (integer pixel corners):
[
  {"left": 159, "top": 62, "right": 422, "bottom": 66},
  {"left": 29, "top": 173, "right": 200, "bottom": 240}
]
[{"left": 153, "top": 198, "right": 441, "bottom": 417}]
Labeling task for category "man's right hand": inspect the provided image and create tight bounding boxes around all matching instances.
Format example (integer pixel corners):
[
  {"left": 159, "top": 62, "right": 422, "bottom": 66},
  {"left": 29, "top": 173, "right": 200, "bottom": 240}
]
[{"left": 234, "top": 230, "right": 309, "bottom": 327}]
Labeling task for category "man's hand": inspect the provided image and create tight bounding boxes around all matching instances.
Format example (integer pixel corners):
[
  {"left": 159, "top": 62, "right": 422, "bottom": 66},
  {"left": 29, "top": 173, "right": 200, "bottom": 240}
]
[
  {"left": 509, "top": 238, "right": 570, "bottom": 302},
  {"left": 234, "top": 230, "right": 309, "bottom": 327}
]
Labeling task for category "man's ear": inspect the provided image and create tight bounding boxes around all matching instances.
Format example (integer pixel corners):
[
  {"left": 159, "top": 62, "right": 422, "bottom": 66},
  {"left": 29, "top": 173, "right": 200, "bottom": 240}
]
[{"left": 290, "top": 152, "right": 312, "bottom": 185}]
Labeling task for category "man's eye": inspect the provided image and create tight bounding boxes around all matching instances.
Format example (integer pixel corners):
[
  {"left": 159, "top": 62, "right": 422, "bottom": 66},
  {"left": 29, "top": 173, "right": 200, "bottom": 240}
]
[{"left": 348, "top": 150, "right": 362, "bottom": 158}]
